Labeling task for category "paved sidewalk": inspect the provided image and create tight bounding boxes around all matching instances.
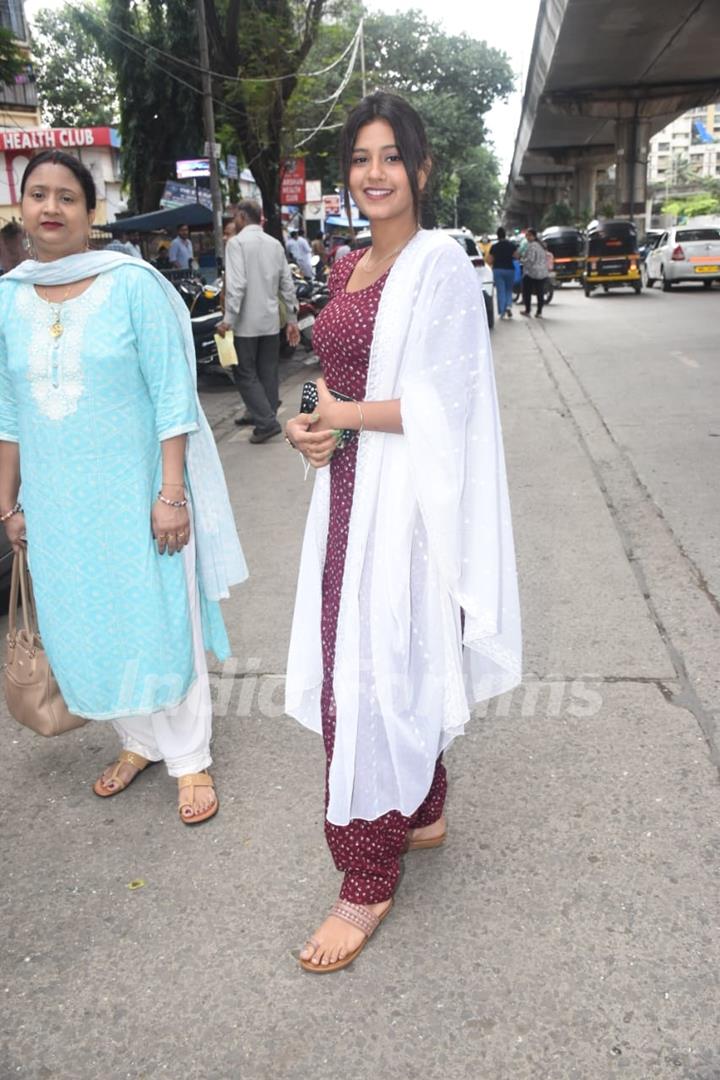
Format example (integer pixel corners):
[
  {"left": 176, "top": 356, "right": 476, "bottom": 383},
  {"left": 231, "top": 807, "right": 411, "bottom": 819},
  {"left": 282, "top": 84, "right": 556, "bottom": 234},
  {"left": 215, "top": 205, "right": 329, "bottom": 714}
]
[{"left": 2, "top": 314, "right": 718, "bottom": 1080}]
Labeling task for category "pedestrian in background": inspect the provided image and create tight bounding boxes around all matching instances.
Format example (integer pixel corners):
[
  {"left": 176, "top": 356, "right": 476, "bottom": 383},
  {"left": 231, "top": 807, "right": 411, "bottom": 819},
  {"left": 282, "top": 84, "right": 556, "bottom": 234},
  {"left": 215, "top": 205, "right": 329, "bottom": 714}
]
[
  {"left": 284, "top": 92, "right": 521, "bottom": 974},
  {"left": 521, "top": 227, "right": 549, "bottom": 318},
  {"left": 312, "top": 234, "right": 328, "bottom": 281},
  {"left": 488, "top": 226, "right": 518, "bottom": 320},
  {"left": 0, "top": 150, "right": 246, "bottom": 823},
  {"left": 216, "top": 199, "right": 300, "bottom": 443},
  {"left": 169, "top": 223, "right": 194, "bottom": 271},
  {"left": 223, "top": 219, "right": 236, "bottom": 246},
  {"left": 0, "top": 221, "right": 27, "bottom": 272},
  {"left": 287, "top": 227, "right": 313, "bottom": 279}
]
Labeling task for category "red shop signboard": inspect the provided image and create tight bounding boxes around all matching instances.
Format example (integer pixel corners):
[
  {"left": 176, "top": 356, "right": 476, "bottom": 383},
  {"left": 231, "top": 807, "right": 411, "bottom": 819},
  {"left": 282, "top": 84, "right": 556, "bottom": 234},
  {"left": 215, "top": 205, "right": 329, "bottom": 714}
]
[{"left": 280, "top": 158, "right": 306, "bottom": 205}]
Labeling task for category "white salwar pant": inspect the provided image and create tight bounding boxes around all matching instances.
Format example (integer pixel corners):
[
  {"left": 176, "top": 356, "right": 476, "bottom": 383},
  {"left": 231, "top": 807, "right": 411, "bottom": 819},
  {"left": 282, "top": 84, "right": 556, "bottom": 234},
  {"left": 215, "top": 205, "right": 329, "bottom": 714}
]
[{"left": 111, "top": 535, "right": 212, "bottom": 778}]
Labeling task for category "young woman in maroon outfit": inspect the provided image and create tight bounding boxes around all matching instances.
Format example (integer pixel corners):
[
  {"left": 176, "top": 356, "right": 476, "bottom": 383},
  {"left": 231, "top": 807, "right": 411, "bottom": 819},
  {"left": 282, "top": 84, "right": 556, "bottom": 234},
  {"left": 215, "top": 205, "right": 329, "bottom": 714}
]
[{"left": 285, "top": 94, "right": 521, "bottom": 972}]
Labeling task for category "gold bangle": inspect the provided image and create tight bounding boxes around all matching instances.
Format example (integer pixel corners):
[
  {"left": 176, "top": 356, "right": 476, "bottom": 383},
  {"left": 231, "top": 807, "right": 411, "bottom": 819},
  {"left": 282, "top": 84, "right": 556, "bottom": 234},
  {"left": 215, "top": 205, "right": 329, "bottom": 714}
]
[{"left": 354, "top": 400, "right": 365, "bottom": 434}]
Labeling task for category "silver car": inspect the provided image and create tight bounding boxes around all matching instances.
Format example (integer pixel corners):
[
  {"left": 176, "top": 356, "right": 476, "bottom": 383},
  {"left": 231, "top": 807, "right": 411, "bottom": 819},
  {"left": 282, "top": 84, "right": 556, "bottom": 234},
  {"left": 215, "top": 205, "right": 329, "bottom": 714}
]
[{"left": 645, "top": 226, "right": 720, "bottom": 290}]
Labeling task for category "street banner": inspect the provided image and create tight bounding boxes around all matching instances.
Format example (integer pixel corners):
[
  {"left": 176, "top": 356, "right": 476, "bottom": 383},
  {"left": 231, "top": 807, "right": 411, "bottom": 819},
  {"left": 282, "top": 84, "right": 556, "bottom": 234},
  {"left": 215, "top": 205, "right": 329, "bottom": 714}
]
[
  {"left": 226, "top": 154, "right": 239, "bottom": 179},
  {"left": 161, "top": 180, "right": 212, "bottom": 209},
  {"left": 280, "top": 159, "right": 306, "bottom": 205},
  {"left": 322, "top": 193, "right": 341, "bottom": 216},
  {"left": 305, "top": 201, "right": 323, "bottom": 221},
  {"left": 305, "top": 179, "right": 322, "bottom": 203}
]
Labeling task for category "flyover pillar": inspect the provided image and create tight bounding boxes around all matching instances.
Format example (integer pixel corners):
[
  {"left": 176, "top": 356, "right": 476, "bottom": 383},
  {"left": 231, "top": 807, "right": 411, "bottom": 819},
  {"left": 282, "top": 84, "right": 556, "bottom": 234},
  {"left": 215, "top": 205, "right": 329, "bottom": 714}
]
[
  {"left": 615, "top": 117, "right": 650, "bottom": 232},
  {"left": 574, "top": 164, "right": 597, "bottom": 222}
]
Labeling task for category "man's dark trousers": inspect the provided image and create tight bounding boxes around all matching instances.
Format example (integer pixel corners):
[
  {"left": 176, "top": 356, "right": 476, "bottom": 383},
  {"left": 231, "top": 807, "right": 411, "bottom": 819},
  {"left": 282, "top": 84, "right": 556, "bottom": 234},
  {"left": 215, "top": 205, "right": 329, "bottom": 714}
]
[{"left": 232, "top": 334, "right": 280, "bottom": 431}]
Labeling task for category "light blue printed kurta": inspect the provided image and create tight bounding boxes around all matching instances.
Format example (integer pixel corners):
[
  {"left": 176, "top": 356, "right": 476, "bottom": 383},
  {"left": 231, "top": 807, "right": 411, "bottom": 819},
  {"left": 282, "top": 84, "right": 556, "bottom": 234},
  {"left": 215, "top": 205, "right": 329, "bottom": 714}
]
[{"left": 0, "top": 263, "right": 229, "bottom": 719}]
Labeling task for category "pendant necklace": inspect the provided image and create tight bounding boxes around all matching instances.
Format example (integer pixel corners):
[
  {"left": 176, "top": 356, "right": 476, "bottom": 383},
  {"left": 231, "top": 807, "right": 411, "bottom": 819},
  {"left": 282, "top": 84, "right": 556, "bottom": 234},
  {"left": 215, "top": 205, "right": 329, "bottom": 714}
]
[
  {"left": 359, "top": 226, "right": 420, "bottom": 274},
  {"left": 40, "top": 284, "right": 75, "bottom": 339}
]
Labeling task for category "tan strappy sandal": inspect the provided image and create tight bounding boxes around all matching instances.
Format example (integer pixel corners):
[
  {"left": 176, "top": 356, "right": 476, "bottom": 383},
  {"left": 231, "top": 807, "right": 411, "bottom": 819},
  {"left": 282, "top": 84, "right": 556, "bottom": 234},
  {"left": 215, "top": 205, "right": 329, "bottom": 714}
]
[
  {"left": 177, "top": 770, "right": 218, "bottom": 825},
  {"left": 299, "top": 898, "right": 393, "bottom": 973},
  {"left": 93, "top": 750, "right": 156, "bottom": 798}
]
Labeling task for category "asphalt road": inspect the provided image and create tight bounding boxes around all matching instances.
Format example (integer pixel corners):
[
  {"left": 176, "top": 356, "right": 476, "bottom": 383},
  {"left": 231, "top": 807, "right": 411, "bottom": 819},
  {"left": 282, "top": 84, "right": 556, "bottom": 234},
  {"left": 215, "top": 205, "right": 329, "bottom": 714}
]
[{"left": 1, "top": 280, "right": 719, "bottom": 1080}]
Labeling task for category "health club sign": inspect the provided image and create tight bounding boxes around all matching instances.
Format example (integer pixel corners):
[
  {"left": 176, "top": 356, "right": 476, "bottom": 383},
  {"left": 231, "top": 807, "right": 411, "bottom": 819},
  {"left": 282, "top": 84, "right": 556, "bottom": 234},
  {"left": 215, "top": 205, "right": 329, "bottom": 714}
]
[{"left": 0, "top": 127, "right": 120, "bottom": 152}]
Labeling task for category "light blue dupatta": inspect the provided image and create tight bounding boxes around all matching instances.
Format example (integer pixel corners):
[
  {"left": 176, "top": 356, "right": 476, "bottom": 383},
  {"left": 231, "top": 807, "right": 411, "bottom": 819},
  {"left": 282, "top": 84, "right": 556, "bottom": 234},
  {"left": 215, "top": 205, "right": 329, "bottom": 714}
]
[{"left": 2, "top": 251, "right": 248, "bottom": 600}]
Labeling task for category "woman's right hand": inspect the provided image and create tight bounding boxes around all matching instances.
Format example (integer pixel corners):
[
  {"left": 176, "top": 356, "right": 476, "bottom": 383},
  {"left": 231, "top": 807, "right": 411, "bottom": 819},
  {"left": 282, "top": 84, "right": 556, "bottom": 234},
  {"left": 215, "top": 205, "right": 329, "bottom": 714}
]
[
  {"left": 4, "top": 511, "right": 26, "bottom": 552},
  {"left": 285, "top": 414, "right": 337, "bottom": 469}
]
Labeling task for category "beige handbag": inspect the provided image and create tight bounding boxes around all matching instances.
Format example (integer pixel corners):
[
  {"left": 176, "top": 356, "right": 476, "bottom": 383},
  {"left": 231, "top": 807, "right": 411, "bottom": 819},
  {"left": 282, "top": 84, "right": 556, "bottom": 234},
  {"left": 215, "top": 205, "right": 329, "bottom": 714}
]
[{"left": 4, "top": 547, "right": 87, "bottom": 736}]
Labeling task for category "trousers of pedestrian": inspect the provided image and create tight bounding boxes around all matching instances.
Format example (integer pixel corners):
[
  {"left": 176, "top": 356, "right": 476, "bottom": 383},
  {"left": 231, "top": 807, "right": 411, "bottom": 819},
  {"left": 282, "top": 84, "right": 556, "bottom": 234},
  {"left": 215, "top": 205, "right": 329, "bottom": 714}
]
[
  {"left": 232, "top": 333, "right": 280, "bottom": 431},
  {"left": 493, "top": 268, "right": 514, "bottom": 317},
  {"left": 111, "top": 533, "right": 213, "bottom": 778},
  {"left": 322, "top": 680, "right": 448, "bottom": 905},
  {"left": 522, "top": 275, "right": 545, "bottom": 315}
]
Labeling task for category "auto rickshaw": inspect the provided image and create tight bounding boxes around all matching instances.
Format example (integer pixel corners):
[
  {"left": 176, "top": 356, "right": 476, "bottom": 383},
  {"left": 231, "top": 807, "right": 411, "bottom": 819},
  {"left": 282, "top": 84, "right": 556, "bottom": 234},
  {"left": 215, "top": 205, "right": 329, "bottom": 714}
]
[
  {"left": 583, "top": 219, "right": 642, "bottom": 295},
  {"left": 541, "top": 226, "right": 585, "bottom": 286}
]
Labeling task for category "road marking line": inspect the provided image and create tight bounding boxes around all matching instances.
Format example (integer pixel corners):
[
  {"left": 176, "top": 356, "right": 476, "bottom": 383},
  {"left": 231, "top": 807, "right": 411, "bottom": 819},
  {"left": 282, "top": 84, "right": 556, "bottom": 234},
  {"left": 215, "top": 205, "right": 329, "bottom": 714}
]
[{"left": 671, "top": 351, "right": 700, "bottom": 369}]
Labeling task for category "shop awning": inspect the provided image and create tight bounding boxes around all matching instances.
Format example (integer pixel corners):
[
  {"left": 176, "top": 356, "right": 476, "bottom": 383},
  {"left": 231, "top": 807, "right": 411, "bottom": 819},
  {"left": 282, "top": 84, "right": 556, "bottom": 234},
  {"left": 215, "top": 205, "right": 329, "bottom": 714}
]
[{"left": 106, "top": 202, "right": 213, "bottom": 233}]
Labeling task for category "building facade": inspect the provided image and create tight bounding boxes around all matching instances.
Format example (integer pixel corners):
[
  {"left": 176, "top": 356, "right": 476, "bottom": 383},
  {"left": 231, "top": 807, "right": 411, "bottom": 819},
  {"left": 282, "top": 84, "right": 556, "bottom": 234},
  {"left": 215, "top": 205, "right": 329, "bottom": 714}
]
[
  {"left": 0, "top": 0, "right": 123, "bottom": 226},
  {"left": 648, "top": 103, "right": 720, "bottom": 187},
  {"left": 0, "top": 0, "right": 41, "bottom": 138}
]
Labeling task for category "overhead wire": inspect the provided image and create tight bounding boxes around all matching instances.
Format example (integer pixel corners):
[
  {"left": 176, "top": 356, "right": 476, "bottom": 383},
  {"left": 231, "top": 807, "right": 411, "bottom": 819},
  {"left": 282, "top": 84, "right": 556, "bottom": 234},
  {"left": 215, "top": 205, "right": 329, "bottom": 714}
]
[
  {"left": 295, "top": 27, "right": 360, "bottom": 148},
  {"left": 70, "top": 1, "right": 361, "bottom": 86}
]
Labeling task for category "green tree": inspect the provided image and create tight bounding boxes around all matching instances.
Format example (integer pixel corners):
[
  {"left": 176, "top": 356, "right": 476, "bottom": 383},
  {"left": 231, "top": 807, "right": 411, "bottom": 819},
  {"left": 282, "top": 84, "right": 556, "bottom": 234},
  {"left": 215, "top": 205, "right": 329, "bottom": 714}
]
[
  {"left": 32, "top": 4, "right": 118, "bottom": 127},
  {"left": 205, "top": 0, "right": 326, "bottom": 239},
  {"left": 77, "top": 0, "right": 204, "bottom": 213},
  {"left": 661, "top": 191, "right": 720, "bottom": 222},
  {"left": 284, "top": 10, "right": 513, "bottom": 229},
  {"left": 453, "top": 147, "right": 503, "bottom": 233},
  {"left": 0, "top": 26, "right": 26, "bottom": 85},
  {"left": 541, "top": 201, "right": 575, "bottom": 228}
]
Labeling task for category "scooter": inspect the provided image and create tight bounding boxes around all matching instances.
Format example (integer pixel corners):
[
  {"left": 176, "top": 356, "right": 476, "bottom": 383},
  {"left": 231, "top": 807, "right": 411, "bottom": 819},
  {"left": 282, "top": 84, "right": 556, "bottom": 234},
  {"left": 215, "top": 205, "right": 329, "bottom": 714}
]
[{"left": 175, "top": 276, "right": 229, "bottom": 378}]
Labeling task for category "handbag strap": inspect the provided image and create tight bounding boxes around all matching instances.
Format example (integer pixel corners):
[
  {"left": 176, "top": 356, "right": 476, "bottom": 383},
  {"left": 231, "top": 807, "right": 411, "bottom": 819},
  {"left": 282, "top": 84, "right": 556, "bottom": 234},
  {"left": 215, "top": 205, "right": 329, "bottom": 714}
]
[{"left": 7, "top": 546, "right": 38, "bottom": 644}]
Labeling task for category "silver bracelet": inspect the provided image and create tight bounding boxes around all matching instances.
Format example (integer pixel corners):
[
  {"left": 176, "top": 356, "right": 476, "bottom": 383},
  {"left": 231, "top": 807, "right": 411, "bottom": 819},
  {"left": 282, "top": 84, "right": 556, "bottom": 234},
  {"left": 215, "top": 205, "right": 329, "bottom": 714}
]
[
  {"left": 354, "top": 400, "right": 365, "bottom": 434},
  {"left": 157, "top": 492, "right": 188, "bottom": 508},
  {"left": 0, "top": 502, "right": 22, "bottom": 523}
]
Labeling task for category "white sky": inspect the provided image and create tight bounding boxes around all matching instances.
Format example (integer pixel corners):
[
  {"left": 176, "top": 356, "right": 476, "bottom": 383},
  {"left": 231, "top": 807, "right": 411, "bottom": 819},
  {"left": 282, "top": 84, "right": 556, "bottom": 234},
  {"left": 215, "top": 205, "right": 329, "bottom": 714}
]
[{"left": 25, "top": 0, "right": 540, "bottom": 178}]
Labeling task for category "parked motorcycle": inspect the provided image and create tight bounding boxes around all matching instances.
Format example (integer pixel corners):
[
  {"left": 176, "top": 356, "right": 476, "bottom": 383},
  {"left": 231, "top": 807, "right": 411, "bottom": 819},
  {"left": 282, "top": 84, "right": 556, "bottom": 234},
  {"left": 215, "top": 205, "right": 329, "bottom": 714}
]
[{"left": 175, "top": 276, "right": 228, "bottom": 378}]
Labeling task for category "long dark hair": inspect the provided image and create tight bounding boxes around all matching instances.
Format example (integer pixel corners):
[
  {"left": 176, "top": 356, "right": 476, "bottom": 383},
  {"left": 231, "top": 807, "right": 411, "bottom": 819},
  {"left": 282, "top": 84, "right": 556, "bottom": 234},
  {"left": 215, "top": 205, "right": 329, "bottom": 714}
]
[
  {"left": 339, "top": 92, "right": 432, "bottom": 230},
  {"left": 20, "top": 150, "right": 97, "bottom": 211}
]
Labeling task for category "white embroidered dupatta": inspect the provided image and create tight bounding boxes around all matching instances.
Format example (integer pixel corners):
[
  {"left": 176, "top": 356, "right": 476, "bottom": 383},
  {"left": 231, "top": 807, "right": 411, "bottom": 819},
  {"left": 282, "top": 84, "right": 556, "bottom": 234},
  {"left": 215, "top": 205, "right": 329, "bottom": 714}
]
[{"left": 285, "top": 230, "right": 522, "bottom": 826}]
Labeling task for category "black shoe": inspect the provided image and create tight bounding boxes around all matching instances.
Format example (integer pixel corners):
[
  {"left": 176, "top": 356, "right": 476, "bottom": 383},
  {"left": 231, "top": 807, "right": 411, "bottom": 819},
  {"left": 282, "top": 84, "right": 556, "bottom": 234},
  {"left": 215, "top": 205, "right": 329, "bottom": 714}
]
[
  {"left": 234, "top": 414, "right": 255, "bottom": 427},
  {"left": 249, "top": 422, "right": 282, "bottom": 444}
]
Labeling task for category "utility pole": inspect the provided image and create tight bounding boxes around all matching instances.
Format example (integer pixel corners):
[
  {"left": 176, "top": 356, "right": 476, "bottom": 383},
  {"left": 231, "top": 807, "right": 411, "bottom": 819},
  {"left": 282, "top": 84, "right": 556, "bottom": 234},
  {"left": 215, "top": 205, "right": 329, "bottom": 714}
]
[
  {"left": 195, "top": 0, "right": 224, "bottom": 267},
  {"left": 360, "top": 18, "right": 367, "bottom": 98}
]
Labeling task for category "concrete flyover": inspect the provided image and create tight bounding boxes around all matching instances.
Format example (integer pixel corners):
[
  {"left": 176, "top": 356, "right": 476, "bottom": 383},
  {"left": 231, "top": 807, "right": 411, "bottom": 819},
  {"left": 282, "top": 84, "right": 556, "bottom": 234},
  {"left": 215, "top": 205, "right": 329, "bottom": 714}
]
[{"left": 505, "top": 0, "right": 720, "bottom": 231}]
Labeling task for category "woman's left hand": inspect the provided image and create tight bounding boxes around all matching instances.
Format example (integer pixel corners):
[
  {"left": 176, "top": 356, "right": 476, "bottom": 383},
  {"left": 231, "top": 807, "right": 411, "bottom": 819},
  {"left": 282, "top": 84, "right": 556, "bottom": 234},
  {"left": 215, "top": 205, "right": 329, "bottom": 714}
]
[{"left": 152, "top": 499, "right": 191, "bottom": 556}]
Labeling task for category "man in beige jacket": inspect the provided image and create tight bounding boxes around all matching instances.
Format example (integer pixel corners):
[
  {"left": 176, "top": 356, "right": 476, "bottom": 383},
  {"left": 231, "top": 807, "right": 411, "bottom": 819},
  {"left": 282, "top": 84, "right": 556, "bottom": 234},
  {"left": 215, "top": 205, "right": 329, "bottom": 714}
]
[{"left": 217, "top": 200, "right": 300, "bottom": 443}]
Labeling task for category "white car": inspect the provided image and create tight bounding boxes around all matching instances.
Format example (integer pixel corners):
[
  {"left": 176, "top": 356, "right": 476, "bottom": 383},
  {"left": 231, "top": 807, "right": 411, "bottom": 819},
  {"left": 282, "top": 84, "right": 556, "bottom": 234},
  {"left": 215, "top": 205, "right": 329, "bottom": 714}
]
[
  {"left": 443, "top": 228, "right": 495, "bottom": 329},
  {"left": 645, "top": 226, "right": 720, "bottom": 290}
]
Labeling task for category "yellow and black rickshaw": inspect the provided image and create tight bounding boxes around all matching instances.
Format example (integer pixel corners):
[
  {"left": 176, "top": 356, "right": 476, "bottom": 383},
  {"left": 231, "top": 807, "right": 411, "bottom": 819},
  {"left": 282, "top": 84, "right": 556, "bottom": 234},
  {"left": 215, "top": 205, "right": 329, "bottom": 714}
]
[
  {"left": 583, "top": 219, "right": 642, "bottom": 296},
  {"left": 541, "top": 226, "right": 585, "bottom": 286}
]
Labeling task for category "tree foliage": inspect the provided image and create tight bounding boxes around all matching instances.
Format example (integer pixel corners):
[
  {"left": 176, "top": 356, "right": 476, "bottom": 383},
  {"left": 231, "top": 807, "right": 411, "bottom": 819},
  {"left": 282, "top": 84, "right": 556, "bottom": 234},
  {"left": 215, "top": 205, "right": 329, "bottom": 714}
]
[
  {"left": 285, "top": 9, "right": 513, "bottom": 228},
  {"left": 0, "top": 26, "right": 26, "bottom": 85},
  {"left": 661, "top": 191, "right": 720, "bottom": 222},
  {"left": 81, "top": 0, "right": 203, "bottom": 213},
  {"left": 541, "top": 201, "right": 576, "bottom": 228},
  {"left": 205, "top": 0, "right": 326, "bottom": 238},
  {"left": 29, "top": 0, "right": 512, "bottom": 232},
  {"left": 32, "top": 4, "right": 118, "bottom": 127}
]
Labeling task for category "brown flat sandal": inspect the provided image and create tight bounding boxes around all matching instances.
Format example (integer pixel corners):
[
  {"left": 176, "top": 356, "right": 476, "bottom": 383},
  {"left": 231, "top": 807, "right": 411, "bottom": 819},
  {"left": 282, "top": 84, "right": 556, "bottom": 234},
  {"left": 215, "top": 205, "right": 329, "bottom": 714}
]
[
  {"left": 177, "top": 770, "right": 218, "bottom": 825},
  {"left": 93, "top": 750, "right": 156, "bottom": 798},
  {"left": 405, "top": 829, "right": 447, "bottom": 852},
  {"left": 299, "top": 898, "right": 393, "bottom": 974}
]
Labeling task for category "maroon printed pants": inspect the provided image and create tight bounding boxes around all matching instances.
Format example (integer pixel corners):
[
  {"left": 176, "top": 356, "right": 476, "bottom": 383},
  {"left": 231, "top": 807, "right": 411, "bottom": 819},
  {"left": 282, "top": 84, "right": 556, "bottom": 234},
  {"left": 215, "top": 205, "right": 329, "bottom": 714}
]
[{"left": 321, "top": 682, "right": 447, "bottom": 904}]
